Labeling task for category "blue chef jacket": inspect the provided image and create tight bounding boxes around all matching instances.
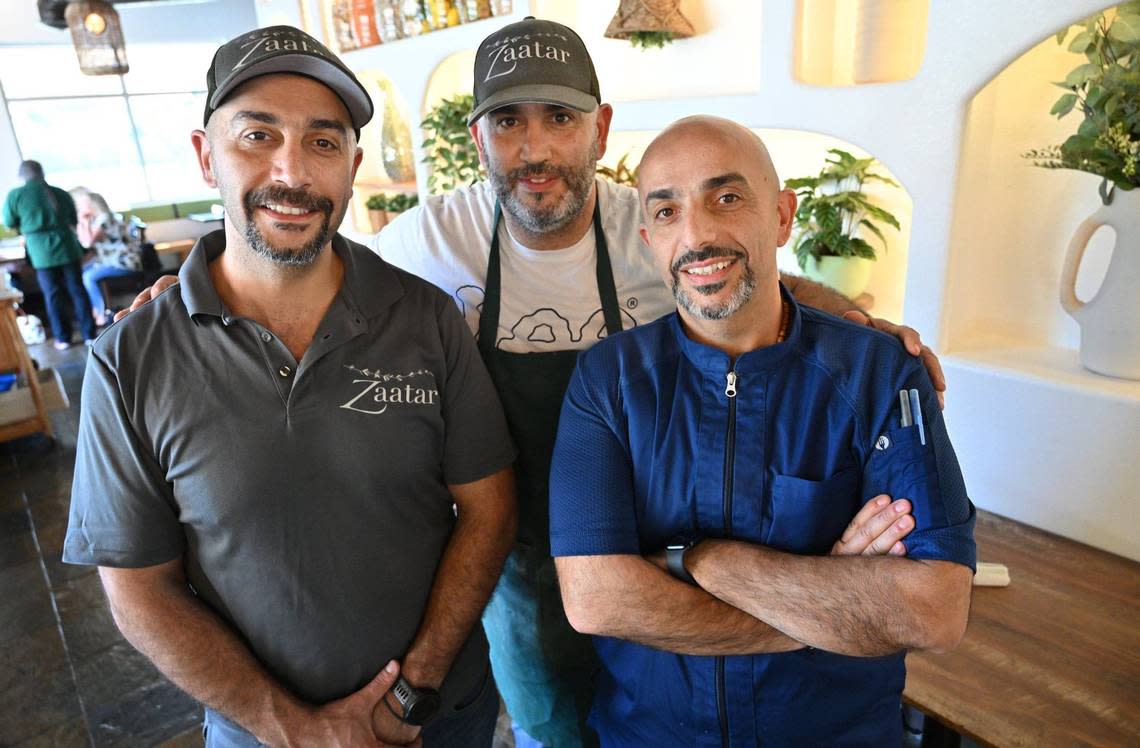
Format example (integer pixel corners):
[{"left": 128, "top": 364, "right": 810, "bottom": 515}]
[{"left": 549, "top": 290, "right": 976, "bottom": 748}]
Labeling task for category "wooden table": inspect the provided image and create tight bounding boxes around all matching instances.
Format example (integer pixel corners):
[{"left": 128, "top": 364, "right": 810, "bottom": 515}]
[
  {"left": 904, "top": 510, "right": 1140, "bottom": 747},
  {"left": 146, "top": 217, "right": 222, "bottom": 264}
]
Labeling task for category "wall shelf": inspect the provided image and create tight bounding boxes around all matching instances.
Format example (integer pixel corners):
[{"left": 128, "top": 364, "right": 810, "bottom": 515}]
[{"left": 945, "top": 345, "right": 1140, "bottom": 404}]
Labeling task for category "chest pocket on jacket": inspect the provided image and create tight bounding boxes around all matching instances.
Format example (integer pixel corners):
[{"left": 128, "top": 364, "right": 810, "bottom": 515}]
[{"left": 766, "top": 467, "right": 859, "bottom": 555}]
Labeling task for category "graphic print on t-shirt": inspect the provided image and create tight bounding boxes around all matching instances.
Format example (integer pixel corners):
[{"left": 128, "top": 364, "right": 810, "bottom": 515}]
[{"left": 453, "top": 284, "right": 639, "bottom": 350}]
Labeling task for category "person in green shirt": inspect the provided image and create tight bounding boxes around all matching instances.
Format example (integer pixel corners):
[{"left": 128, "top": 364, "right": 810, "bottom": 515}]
[{"left": 3, "top": 160, "right": 96, "bottom": 349}]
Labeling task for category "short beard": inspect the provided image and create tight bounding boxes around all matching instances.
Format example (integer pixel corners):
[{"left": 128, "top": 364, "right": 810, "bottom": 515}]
[
  {"left": 670, "top": 246, "right": 756, "bottom": 320},
  {"left": 241, "top": 185, "right": 336, "bottom": 267},
  {"left": 487, "top": 141, "right": 598, "bottom": 235}
]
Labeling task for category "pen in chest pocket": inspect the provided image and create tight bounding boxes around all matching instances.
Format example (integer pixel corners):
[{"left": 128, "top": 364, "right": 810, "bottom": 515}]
[
  {"left": 908, "top": 388, "right": 926, "bottom": 446},
  {"left": 898, "top": 389, "right": 926, "bottom": 446},
  {"left": 899, "top": 391, "right": 912, "bottom": 428}
]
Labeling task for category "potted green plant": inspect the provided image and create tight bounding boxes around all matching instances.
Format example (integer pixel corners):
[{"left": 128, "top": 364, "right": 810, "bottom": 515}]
[
  {"left": 366, "top": 192, "right": 420, "bottom": 232},
  {"left": 596, "top": 152, "right": 640, "bottom": 186},
  {"left": 420, "top": 94, "right": 484, "bottom": 195},
  {"left": 1023, "top": 1, "right": 1139, "bottom": 204},
  {"left": 785, "top": 149, "right": 901, "bottom": 298},
  {"left": 1024, "top": 2, "right": 1140, "bottom": 379}
]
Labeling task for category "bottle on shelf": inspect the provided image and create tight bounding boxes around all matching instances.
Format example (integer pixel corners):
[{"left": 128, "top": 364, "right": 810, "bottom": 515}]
[
  {"left": 457, "top": 0, "right": 492, "bottom": 22},
  {"left": 376, "top": 0, "right": 406, "bottom": 42},
  {"left": 329, "top": 0, "right": 359, "bottom": 52},
  {"left": 351, "top": 0, "right": 383, "bottom": 49}
]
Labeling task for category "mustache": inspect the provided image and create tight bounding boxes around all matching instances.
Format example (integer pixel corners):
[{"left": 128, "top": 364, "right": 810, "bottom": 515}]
[
  {"left": 504, "top": 161, "right": 578, "bottom": 184},
  {"left": 244, "top": 185, "right": 333, "bottom": 216},
  {"left": 670, "top": 246, "right": 745, "bottom": 275}
]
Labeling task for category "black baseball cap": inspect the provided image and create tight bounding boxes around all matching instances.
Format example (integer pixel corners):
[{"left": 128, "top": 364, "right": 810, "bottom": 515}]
[
  {"left": 204, "top": 26, "right": 373, "bottom": 134},
  {"left": 468, "top": 17, "right": 600, "bottom": 126}
]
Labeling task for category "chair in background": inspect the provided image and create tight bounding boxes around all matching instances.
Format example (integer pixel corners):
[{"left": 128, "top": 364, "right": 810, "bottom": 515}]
[{"left": 95, "top": 238, "right": 166, "bottom": 318}]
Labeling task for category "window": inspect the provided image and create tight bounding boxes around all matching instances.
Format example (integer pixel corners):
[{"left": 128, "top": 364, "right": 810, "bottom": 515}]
[{"left": 0, "top": 43, "right": 216, "bottom": 206}]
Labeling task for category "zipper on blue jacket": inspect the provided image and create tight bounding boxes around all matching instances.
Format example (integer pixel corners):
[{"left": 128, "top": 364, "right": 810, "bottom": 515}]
[
  {"left": 717, "top": 367, "right": 738, "bottom": 747},
  {"left": 716, "top": 656, "right": 728, "bottom": 748},
  {"left": 723, "top": 368, "right": 737, "bottom": 536}
]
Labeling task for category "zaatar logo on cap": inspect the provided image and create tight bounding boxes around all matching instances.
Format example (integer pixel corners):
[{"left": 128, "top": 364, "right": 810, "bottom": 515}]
[
  {"left": 482, "top": 30, "right": 574, "bottom": 82},
  {"left": 231, "top": 27, "right": 333, "bottom": 71}
]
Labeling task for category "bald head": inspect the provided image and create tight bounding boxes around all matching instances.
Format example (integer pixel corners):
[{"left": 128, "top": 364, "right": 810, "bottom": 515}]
[
  {"left": 639, "top": 116, "right": 780, "bottom": 209},
  {"left": 636, "top": 115, "right": 798, "bottom": 329}
]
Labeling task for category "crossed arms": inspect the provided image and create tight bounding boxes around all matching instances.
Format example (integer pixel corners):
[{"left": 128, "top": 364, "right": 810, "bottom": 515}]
[{"left": 557, "top": 496, "right": 971, "bottom": 657}]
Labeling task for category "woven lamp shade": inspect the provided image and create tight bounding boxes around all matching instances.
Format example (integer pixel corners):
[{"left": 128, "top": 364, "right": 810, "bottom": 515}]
[
  {"left": 65, "top": 0, "right": 129, "bottom": 76},
  {"left": 604, "top": 0, "right": 694, "bottom": 40}
]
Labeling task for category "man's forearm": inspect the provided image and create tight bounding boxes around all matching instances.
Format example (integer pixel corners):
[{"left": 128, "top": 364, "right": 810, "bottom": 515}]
[
  {"left": 687, "top": 540, "right": 972, "bottom": 656},
  {"left": 557, "top": 554, "right": 801, "bottom": 656},
  {"left": 99, "top": 565, "right": 306, "bottom": 747},
  {"left": 779, "top": 272, "right": 862, "bottom": 314},
  {"left": 400, "top": 469, "right": 516, "bottom": 688}
]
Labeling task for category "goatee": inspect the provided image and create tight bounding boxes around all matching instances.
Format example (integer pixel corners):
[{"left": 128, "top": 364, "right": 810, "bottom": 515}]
[
  {"left": 488, "top": 142, "right": 598, "bottom": 234},
  {"left": 241, "top": 185, "right": 337, "bottom": 267},
  {"left": 670, "top": 246, "right": 756, "bottom": 320}
]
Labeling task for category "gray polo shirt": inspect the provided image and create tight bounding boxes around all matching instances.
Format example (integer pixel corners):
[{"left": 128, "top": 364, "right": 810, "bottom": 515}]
[{"left": 64, "top": 230, "right": 516, "bottom": 710}]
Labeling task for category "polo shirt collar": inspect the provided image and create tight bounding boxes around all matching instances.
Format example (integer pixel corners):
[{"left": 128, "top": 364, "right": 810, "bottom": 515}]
[
  {"left": 179, "top": 229, "right": 403, "bottom": 324},
  {"left": 671, "top": 282, "right": 801, "bottom": 374}
]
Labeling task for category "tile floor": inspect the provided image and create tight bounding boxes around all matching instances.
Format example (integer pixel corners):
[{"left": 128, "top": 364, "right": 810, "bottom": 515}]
[
  {"left": 1, "top": 341, "right": 514, "bottom": 747},
  {"left": 1, "top": 342, "right": 203, "bottom": 747}
]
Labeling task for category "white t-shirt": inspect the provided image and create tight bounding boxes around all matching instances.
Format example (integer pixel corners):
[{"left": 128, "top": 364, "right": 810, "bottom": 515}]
[{"left": 371, "top": 178, "right": 675, "bottom": 353}]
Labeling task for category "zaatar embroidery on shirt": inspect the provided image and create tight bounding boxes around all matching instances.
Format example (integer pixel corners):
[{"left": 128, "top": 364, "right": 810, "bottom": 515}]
[{"left": 340, "top": 366, "right": 439, "bottom": 415}]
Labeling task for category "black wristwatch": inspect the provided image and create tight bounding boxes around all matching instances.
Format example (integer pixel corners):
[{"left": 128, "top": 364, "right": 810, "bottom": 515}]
[
  {"left": 390, "top": 674, "right": 442, "bottom": 726},
  {"left": 666, "top": 540, "right": 699, "bottom": 585}
]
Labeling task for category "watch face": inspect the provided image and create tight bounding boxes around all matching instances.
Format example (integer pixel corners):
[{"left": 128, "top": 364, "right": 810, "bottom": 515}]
[{"left": 405, "top": 690, "right": 442, "bottom": 726}]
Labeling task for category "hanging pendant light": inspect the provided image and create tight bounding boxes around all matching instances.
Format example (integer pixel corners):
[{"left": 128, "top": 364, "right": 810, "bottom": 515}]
[{"left": 64, "top": 0, "right": 129, "bottom": 76}]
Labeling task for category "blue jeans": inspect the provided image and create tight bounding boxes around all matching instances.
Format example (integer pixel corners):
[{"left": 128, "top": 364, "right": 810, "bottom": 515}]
[
  {"left": 36, "top": 261, "right": 95, "bottom": 343},
  {"left": 82, "top": 262, "right": 137, "bottom": 317},
  {"left": 203, "top": 667, "right": 499, "bottom": 748}
]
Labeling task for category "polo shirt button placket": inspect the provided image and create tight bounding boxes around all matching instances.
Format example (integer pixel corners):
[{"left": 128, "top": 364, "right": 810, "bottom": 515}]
[{"left": 278, "top": 365, "right": 292, "bottom": 377}]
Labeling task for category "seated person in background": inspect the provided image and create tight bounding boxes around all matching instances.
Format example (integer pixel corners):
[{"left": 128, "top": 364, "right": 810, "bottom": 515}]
[
  {"left": 3, "top": 160, "right": 95, "bottom": 349},
  {"left": 549, "top": 116, "right": 976, "bottom": 747},
  {"left": 72, "top": 189, "right": 143, "bottom": 326}
]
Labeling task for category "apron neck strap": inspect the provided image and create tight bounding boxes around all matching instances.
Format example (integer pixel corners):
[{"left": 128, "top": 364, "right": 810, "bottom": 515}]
[{"left": 478, "top": 191, "right": 624, "bottom": 355}]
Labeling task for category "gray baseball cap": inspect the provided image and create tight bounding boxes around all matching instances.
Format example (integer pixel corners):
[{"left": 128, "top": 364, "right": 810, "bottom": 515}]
[
  {"left": 205, "top": 26, "right": 373, "bottom": 134},
  {"left": 468, "top": 17, "right": 600, "bottom": 126}
]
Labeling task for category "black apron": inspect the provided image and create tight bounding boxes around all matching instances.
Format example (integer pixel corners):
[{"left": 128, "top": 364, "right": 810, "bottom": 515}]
[{"left": 479, "top": 198, "right": 619, "bottom": 748}]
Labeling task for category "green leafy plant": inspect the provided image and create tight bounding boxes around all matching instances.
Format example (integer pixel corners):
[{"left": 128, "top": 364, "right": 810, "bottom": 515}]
[
  {"left": 785, "top": 149, "right": 901, "bottom": 271},
  {"left": 1024, "top": 2, "right": 1140, "bottom": 203},
  {"left": 596, "top": 153, "right": 640, "bottom": 186},
  {"left": 420, "top": 94, "right": 484, "bottom": 195},
  {"left": 628, "top": 31, "right": 674, "bottom": 50},
  {"left": 366, "top": 192, "right": 419, "bottom": 213}
]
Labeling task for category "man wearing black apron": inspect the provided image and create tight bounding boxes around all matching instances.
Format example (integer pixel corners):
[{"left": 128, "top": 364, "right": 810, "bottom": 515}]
[{"left": 477, "top": 201, "right": 619, "bottom": 748}]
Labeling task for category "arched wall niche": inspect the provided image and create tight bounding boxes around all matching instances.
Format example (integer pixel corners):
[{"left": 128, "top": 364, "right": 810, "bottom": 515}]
[
  {"left": 602, "top": 127, "right": 913, "bottom": 323},
  {"left": 937, "top": 3, "right": 1139, "bottom": 563},
  {"left": 422, "top": 49, "right": 476, "bottom": 117},
  {"left": 942, "top": 5, "right": 1124, "bottom": 356}
]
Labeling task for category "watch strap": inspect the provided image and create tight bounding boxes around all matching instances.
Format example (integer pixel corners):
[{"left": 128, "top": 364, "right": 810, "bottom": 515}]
[{"left": 666, "top": 542, "right": 698, "bottom": 585}]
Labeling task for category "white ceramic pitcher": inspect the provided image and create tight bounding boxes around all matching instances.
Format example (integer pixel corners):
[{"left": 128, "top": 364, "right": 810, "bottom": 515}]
[{"left": 1060, "top": 188, "right": 1140, "bottom": 380}]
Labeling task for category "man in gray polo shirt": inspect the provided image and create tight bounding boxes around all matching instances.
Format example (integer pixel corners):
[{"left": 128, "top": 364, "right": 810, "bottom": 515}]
[{"left": 64, "top": 26, "right": 516, "bottom": 748}]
